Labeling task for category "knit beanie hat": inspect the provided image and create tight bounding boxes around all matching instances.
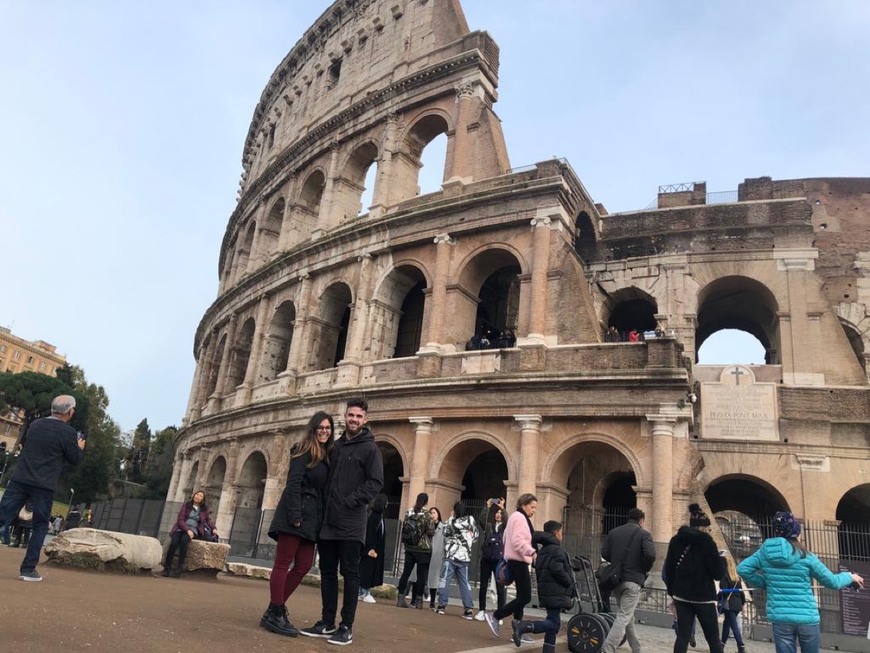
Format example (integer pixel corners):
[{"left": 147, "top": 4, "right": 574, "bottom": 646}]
[
  {"left": 688, "top": 503, "right": 711, "bottom": 528},
  {"left": 772, "top": 511, "right": 802, "bottom": 539}
]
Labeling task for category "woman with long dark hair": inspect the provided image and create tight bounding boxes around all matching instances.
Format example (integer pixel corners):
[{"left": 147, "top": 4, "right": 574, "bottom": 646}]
[
  {"left": 261, "top": 410, "right": 334, "bottom": 637},
  {"left": 396, "top": 492, "right": 436, "bottom": 609},
  {"left": 427, "top": 506, "right": 444, "bottom": 610},
  {"left": 484, "top": 493, "right": 537, "bottom": 638},
  {"left": 163, "top": 490, "right": 216, "bottom": 577},
  {"left": 475, "top": 500, "right": 507, "bottom": 620},
  {"left": 738, "top": 511, "right": 864, "bottom": 653},
  {"left": 358, "top": 494, "right": 388, "bottom": 603}
]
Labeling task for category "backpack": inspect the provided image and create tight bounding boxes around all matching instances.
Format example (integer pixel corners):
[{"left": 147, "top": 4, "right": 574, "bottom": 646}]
[
  {"left": 481, "top": 526, "right": 503, "bottom": 561},
  {"left": 401, "top": 512, "right": 423, "bottom": 547}
]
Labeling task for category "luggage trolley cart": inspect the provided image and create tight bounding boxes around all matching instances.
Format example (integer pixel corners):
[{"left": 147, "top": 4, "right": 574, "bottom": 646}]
[{"left": 566, "top": 555, "right": 623, "bottom": 653}]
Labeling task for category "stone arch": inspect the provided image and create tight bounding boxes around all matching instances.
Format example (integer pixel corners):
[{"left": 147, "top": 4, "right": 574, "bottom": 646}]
[
  {"left": 260, "top": 196, "right": 285, "bottom": 259},
  {"left": 259, "top": 301, "right": 295, "bottom": 383},
  {"left": 204, "top": 333, "right": 227, "bottom": 399},
  {"left": 298, "top": 169, "right": 326, "bottom": 211},
  {"left": 371, "top": 264, "right": 429, "bottom": 359},
  {"left": 226, "top": 317, "right": 256, "bottom": 390},
  {"left": 333, "top": 141, "right": 380, "bottom": 224},
  {"left": 237, "top": 221, "right": 257, "bottom": 278},
  {"left": 312, "top": 281, "right": 353, "bottom": 370},
  {"left": 204, "top": 455, "right": 227, "bottom": 512},
  {"left": 839, "top": 318, "right": 866, "bottom": 375},
  {"left": 392, "top": 112, "right": 452, "bottom": 204},
  {"left": 181, "top": 461, "right": 199, "bottom": 501},
  {"left": 705, "top": 474, "right": 790, "bottom": 548},
  {"left": 836, "top": 484, "right": 870, "bottom": 562},
  {"left": 431, "top": 431, "right": 518, "bottom": 509},
  {"left": 574, "top": 210, "right": 598, "bottom": 262},
  {"left": 235, "top": 450, "right": 268, "bottom": 510},
  {"left": 603, "top": 286, "right": 658, "bottom": 337},
  {"left": 545, "top": 435, "right": 645, "bottom": 540},
  {"left": 455, "top": 246, "right": 526, "bottom": 346},
  {"left": 375, "top": 435, "right": 406, "bottom": 519},
  {"left": 696, "top": 275, "right": 780, "bottom": 364}
]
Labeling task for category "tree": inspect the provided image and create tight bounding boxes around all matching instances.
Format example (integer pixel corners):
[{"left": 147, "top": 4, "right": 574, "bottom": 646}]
[
  {"left": 124, "top": 418, "right": 152, "bottom": 485},
  {"left": 0, "top": 370, "right": 88, "bottom": 442},
  {"left": 142, "top": 425, "right": 177, "bottom": 499}
]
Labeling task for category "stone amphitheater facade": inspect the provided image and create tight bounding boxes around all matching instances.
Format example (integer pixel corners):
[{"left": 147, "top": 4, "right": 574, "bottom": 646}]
[{"left": 168, "top": 0, "right": 870, "bottom": 549}]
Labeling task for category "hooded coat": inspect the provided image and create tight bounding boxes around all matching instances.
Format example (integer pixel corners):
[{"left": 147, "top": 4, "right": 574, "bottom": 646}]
[
  {"left": 533, "top": 532, "right": 575, "bottom": 609},
  {"left": 268, "top": 447, "right": 329, "bottom": 542},
  {"left": 663, "top": 526, "right": 725, "bottom": 602},
  {"left": 442, "top": 514, "right": 479, "bottom": 563},
  {"left": 319, "top": 426, "right": 384, "bottom": 544},
  {"left": 737, "top": 537, "right": 853, "bottom": 625}
]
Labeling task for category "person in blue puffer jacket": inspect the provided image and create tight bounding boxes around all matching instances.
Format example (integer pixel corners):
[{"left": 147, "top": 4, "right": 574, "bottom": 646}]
[{"left": 737, "top": 511, "right": 864, "bottom": 653}]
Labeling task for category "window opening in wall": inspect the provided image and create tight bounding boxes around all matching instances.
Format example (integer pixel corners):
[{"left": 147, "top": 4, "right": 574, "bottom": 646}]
[
  {"left": 417, "top": 132, "right": 447, "bottom": 195},
  {"left": 328, "top": 59, "right": 342, "bottom": 87},
  {"left": 393, "top": 280, "right": 426, "bottom": 358},
  {"left": 334, "top": 307, "right": 351, "bottom": 365},
  {"left": 474, "top": 266, "right": 520, "bottom": 343},
  {"left": 358, "top": 162, "right": 377, "bottom": 215},
  {"left": 697, "top": 329, "right": 765, "bottom": 365}
]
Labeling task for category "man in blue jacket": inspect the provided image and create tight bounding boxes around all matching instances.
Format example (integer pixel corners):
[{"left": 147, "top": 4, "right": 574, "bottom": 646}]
[{"left": 0, "top": 395, "right": 85, "bottom": 581}]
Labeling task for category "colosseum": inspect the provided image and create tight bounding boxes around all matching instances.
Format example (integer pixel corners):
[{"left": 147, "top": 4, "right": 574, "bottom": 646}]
[{"left": 168, "top": 0, "right": 870, "bottom": 559}]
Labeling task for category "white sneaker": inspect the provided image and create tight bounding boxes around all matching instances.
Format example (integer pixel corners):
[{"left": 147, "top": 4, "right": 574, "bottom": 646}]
[
  {"left": 474, "top": 610, "right": 486, "bottom": 621},
  {"left": 362, "top": 592, "right": 376, "bottom": 603}
]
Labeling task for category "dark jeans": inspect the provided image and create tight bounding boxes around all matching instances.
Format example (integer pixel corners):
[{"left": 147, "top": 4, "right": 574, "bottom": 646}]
[
  {"left": 0, "top": 480, "right": 53, "bottom": 574},
  {"left": 397, "top": 549, "right": 431, "bottom": 600},
  {"left": 493, "top": 560, "right": 531, "bottom": 621},
  {"left": 721, "top": 610, "right": 744, "bottom": 646},
  {"left": 479, "top": 557, "right": 507, "bottom": 611},
  {"left": 165, "top": 530, "right": 194, "bottom": 570},
  {"left": 319, "top": 539, "right": 362, "bottom": 628},
  {"left": 674, "top": 601, "right": 723, "bottom": 653},
  {"left": 529, "top": 607, "right": 562, "bottom": 647}
]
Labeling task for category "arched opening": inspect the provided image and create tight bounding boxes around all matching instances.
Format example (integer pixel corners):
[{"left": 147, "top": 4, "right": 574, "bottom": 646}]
[
  {"left": 840, "top": 320, "right": 866, "bottom": 374},
  {"left": 437, "top": 438, "right": 509, "bottom": 515},
  {"left": 204, "top": 456, "right": 226, "bottom": 514},
  {"left": 706, "top": 475, "right": 790, "bottom": 557},
  {"left": 205, "top": 334, "right": 226, "bottom": 398},
  {"left": 574, "top": 210, "right": 598, "bottom": 262},
  {"left": 313, "top": 283, "right": 353, "bottom": 370},
  {"left": 181, "top": 461, "right": 198, "bottom": 501},
  {"left": 697, "top": 328, "right": 766, "bottom": 364},
  {"left": 221, "top": 236, "right": 237, "bottom": 290},
  {"left": 418, "top": 132, "right": 447, "bottom": 195},
  {"left": 601, "top": 472, "right": 638, "bottom": 534},
  {"left": 237, "top": 221, "right": 257, "bottom": 277},
  {"left": 605, "top": 288, "right": 657, "bottom": 340},
  {"left": 359, "top": 162, "right": 377, "bottom": 216},
  {"left": 394, "top": 114, "right": 450, "bottom": 205},
  {"left": 476, "top": 267, "right": 521, "bottom": 342},
  {"left": 259, "top": 301, "right": 295, "bottom": 383},
  {"left": 299, "top": 170, "right": 325, "bottom": 212},
  {"left": 377, "top": 442, "right": 403, "bottom": 520},
  {"left": 696, "top": 276, "right": 780, "bottom": 365},
  {"left": 260, "top": 198, "right": 284, "bottom": 259},
  {"left": 334, "top": 142, "right": 379, "bottom": 223},
  {"left": 836, "top": 484, "right": 870, "bottom": 563},
  {"left": 226, "top": 318, "right": 256, "bottom": 390},
  {"left": 457, "top": 248, "right": 523, "bottom": 348},
  {"left": 372, "top": 265, "right": 428, "bottom": 360},
  {"left": 229, "top": 451, "right": 268, "bottom": 556}
]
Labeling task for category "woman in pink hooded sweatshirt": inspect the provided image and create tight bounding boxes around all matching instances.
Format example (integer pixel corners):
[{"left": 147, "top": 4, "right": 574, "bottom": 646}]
[{"left": 484, "top": 493, "right": 538, "bottom": 639}]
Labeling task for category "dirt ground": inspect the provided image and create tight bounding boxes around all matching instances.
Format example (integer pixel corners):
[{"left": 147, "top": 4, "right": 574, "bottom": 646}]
[{"left": 0, "top": 546, "right": 512, "bottom": 653}]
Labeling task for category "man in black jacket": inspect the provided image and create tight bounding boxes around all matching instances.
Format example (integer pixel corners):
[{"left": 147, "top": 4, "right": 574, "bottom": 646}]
[
  {"left": 300, "top": 398, "right": 383, "bottom": 647},
  {"left": 0, "top": 395, "right": 85, "bottom": 582},
  {"left": 600, "top": 508, "right": 656, "bottom": 653}
]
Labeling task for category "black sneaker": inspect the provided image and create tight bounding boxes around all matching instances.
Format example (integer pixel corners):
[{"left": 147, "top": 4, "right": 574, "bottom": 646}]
[
  {"left": 19, "top": 570, "right": 43, "bottom": 582},
  {"left": 327, "top": 624, "right": 353, "bottom": 646},
  {"left": 463, "top": 609, "right": 474, "bottom": 620},
  {"left": 300, "top": 621, "right": 336, "bottom": 638}
]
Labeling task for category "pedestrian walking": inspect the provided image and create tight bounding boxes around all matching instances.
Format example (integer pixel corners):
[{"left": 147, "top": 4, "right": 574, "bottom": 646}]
[
  {"left": 436, "top": 500, "right": 479, "bottom": 618},
  {"left": 0, "top": 395, "right": 85, "bottom": 582},
  {"left": 738, "top": 511, "right": 864, "bottom": 653},
  {"left": 396, "top": 492, "right": 436, "bottom": 608},
  {"left": 475, "top": 499, "right": 507, "bottom": 620},
  {"left": 719, "top": 553, "right": 747, "bottom": 652}
]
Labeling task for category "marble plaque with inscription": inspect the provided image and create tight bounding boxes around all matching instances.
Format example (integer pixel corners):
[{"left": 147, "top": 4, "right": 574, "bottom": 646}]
[{"left": 700, "top": 365, "right": 779, "bottom": 441}]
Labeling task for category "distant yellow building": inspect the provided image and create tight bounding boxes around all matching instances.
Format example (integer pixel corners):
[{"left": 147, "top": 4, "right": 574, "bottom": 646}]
[{"left": 0, "top": 326, "right": 66, "bottom": 449}]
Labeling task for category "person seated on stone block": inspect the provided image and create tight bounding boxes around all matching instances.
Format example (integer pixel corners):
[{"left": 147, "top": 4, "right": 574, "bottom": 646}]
[{"left": 163, "top": 490, "right": 217, "bottom": 578}]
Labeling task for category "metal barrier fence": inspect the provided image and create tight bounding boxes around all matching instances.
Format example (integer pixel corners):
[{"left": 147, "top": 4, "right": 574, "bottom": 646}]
[{"left": 86, "top": 500, "right": 870, "bottom": 638}]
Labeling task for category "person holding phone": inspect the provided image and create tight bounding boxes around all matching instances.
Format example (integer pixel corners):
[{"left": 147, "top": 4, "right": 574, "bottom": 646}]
[
  {"left": 475, "top": 497, "right": 507, "bottom": 621},
  {"left": 0, "top": 395, "right": 85, "bottom": 582}
]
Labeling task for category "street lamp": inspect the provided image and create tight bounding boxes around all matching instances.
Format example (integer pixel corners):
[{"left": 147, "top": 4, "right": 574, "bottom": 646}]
[{"left": 65, "top": 488, "right": 75, "bottom": 521}]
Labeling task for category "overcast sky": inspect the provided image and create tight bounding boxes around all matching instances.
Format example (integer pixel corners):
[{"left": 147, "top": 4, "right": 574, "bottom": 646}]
[{"left": 2, "top": 1, "right": 868, "bottom": 433}]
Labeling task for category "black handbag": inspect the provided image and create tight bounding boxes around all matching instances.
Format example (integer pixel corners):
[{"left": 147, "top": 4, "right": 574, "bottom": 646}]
[{"left": 596, "top": 525, "right": 641, "bottom": 592}]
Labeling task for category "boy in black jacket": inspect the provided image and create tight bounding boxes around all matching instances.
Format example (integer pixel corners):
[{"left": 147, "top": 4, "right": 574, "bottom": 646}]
[{"left": 511, "top": 520, "right": 574, "bottom": 651}]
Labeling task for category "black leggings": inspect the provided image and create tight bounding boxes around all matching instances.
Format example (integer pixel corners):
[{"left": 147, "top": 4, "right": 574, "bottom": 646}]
[
  {"left": 673, "top": 601, "right": 723, "bottom": 653},
  {"left": 479, "top": 557, "right": 507, "bottom": 611},
  {"left": 397, "top": 550, "right": 431, "bottom": 600},
  {"left": 493, "top": 560, "right": 531, "bottom": 621}
]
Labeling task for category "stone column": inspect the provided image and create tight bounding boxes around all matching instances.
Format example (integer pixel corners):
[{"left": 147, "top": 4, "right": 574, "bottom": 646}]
[
  {"left": 408, "top": 417, "right": 434, "bottom": 508},
  {"left": 421, "top": 234, "right": 454, "bottom": 351},
  {"left": 215, "top": 439, "right": 241, "bottom": 535},
  {"left": 184, "top": 341, "right": 208, "bottom": 423},
  {"left": 237, "top": 296, "right": 271, "bottom": 405},
  {"left": 211, "top": 314, "right": 239, "bottom": 410},
  {"left": 315, "top": 141, "right": 342, "bottom": 235},
  {"left": 284, "top": 274, "right": 312, "bottom": 378},
  {"left": 341, "top": 254, "right": 374, "bottom": 364},
  {"left": 371, "top": 112, "right": 400, "bottom": 213},
  {"left": 646, "top": 414, "right": 677, "bottom": 544},
  {"left": 526, "top": 216, "right": 552, "bottom": 343},
  {"left": 172, "top": 451, "right": 195, "bottom": 502},
  {"left": 277, "top": 173, "right": 298, "bottom": 250},
  {"left": 515, "top": 415, "right": 542, "bottom": 498},
  {"left": 166, "top": 452, "right": 185, "bottom": 501},
  {"left": 448, "top": 80, "right": 476, "bottom": 184},
  {"left": 261, "top": 432, "right": 287, "bottom": 511}
]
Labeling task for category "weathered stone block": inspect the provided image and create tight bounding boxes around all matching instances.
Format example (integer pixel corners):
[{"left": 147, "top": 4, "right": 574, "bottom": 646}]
[
  {"left": 164, "top": 539, "right": 231, "bottom": 576},
  {"left": 44, "top": 528, "right": 162, "bottom": 572}
]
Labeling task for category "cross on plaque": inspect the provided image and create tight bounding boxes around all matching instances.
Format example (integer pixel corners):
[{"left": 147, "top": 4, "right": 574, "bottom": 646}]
[{"left": 730, "top": 367, "right": 746, "bottom": 385}]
